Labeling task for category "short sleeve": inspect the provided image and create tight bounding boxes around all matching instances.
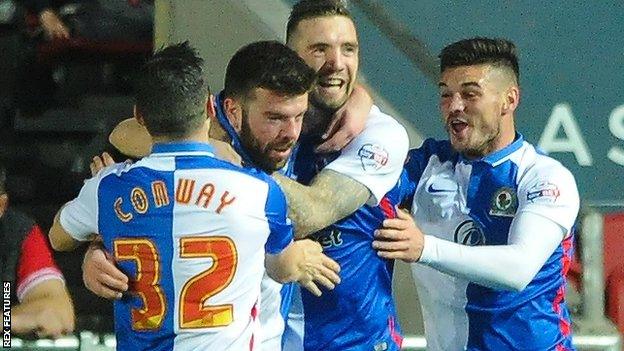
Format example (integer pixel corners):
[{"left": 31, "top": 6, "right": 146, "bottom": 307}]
[
  {"left": 324, "top": 106, "right": 409, "bottom": 205},
  {"left": 264, "top": 178, "right": 294, "bottom": 254},
  {"left": 59, "top": 175, "right": 101, "bottom": 241},
  {"left": 16, "top": 225, "right": 64, "bottom": 301},
  {"left": 517, "top": 162, "right": 580, "bottom": 232}
]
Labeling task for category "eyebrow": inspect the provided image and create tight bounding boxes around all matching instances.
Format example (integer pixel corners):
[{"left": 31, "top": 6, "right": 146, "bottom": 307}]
[
  {"left": 308, "top": 41, "right": 359, "bottom": 50},
  {"left": 438, "top": 81, "right": 482, "bottom": 89},
  {"left": 309, "top": 42, "right": 329, "bottom": 50},
  {"left": 264, "top": 111, "right": 306, "bottom": 118}
]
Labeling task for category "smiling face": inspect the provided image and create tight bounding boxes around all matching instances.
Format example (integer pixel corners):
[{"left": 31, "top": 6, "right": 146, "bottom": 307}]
[
  {"left": 288, "top": 15, "right": 359, "bottom": 111},
  {"left": 438, "top": 64, "right": 519, "bottom": 158},
  {"left": 231, "top": 87, "right": 308, "bottom": 171}
]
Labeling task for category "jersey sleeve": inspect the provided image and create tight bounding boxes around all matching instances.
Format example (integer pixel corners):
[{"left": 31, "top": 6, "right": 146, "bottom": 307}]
[
  {"left": 16, "top": 225, "right": 64, "bottom": 302},
  {"left": 517, "top": 161, "right": 580, "bottom": 233},
  {"left": 59, "top": 174, "right": 101, "bottom": 241},
  {"left": 401, "top": 139, "right": 445, "bottom": 209},
  {"left": 264, "top": 178, "right": 294, "bottom": 255},
  {"left": 324, "top": 106, "right": 409, "bottom": 206}
]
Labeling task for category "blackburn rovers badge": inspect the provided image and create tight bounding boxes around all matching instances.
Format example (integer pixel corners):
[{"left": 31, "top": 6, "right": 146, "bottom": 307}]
[{"left": 489, "top": 187, "right": 517, "bottom": 217}]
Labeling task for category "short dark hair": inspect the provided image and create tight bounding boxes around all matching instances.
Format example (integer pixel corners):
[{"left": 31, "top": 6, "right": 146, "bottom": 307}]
[
  {"left": 223, "top": 41, "right": 316, "bottom": 100},
  {"left": 286, "top": 0, "right": 353, "bottom": 42},
  {"left": 134, "top": 41, "right": 209, "bottom": 139},
  {"left": 440, "top": 37, "right": 520, "bottom": 83}
]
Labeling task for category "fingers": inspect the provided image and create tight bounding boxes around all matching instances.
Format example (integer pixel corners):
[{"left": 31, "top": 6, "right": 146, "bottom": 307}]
[
  {"left": 321, "top": 112, "right": 343, "bottom": 140},
  {"left": 300, "top": 280, "right": 322, "bottom": 297},
  {"left": 83, "top": 263, "right": 127, "bottom": 299},
  {"left": 83, "top": 248, "right": 128, "bottom": 299},
  {"left": 102, "top": 152, "right": 115, "bottom": 166},
  {"left": 395, "top": 205, "right": 411, "bottom": 219},
  {"left": 90, "top": 153, "right": 117, "bottom": 176},
  {"left": 90, "top": 156, "right": 104, "bottom": 176},
  {"left": 382, "top": 216, "right": 412, "bottom": 231},
  {"left": 321, "top": 255, "right": 341, "bottom": 274},
  {"left": 87, "top": 280, "right": 124, "bottom": 300},
  {"left": 374, "top": 228, "right": 410, "bottom": 241},
  {"left": 96, "top": 270, "right": 129, "bottom": 292},
  {"left": 312, "top": 269, "right": 337, "bottom": 291},
  {"left": 317, "top": 260, "right": 341, "bottom": 285},
  {"left": 315, "top": 129, "right": 354, "bottom": 153},
  {"left": 88, "top": 247, "right": 129, "bottom": 284},
  {"left": 372, "top": 238, "right": 411, "bottom": 251},
  {"left": 376, "top": 250, "right": 408, "bottom": 261},
  {"left": 97, "top": 259, "right": 129, "bottom": 285}
]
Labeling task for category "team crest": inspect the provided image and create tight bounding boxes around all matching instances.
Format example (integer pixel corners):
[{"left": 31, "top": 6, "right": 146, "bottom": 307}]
[
  {"left": 358, "top": 143, "right": 388, "bottom": 171},
  {"left": 489, "top": 187, "right": 517, "bottom": 217}
]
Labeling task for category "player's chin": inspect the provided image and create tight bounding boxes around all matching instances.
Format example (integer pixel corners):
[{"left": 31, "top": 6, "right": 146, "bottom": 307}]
[
  {"left": 313, "top": 91, "right": 347, "bottom": 110},
  {"left": 266, "top": 154, "right": 289, "bottom": 170}
]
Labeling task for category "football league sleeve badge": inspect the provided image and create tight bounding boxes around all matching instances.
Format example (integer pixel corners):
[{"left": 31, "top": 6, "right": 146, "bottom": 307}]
[{"left": 489, "top": 187, "right": 518, "bottom": 217}]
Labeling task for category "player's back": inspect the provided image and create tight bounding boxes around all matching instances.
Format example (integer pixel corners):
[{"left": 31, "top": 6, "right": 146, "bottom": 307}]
[{"left": 95, "top": 143, "right": 285, "bottom": 350}]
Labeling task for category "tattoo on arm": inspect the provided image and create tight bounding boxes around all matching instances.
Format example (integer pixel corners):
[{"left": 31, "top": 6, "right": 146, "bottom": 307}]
[{"left": 273, "top": 170, "right": 370, "bottom": 238}]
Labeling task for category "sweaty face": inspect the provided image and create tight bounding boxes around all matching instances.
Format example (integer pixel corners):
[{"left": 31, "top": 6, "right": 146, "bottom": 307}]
[
  {"left": 439, "top": 64, "right": 511, "bottom": 159},
  {"left": 289, "top": 15, "right": 359, "bottom": 111},
  {"left": 239, "top": 88, "right": 308, "bottom": 171}
]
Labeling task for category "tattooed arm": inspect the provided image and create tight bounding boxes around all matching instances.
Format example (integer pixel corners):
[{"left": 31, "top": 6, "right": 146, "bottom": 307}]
[
  {"left": 276, "top": 109, "right": 409, "bottom": 239},
  {"left": 273, "top": 170, "right": 370, "bottom": 239}
]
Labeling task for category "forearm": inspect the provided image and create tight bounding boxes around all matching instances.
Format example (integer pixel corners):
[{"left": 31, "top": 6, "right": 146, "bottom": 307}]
[
  {"left": 419, "top": 213, "right": 565, "bottom": 291},
  {"left": 273, "top": 171, "right": 369, "bottom": 238},
  {"left": 273, "top": 174, "right": 335, "bottom": 238},
  {"left": 49, "top": 206, "right": 82, "bottom": 251}
]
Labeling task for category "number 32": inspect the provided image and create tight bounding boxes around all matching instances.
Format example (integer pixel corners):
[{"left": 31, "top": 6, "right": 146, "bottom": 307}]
[{"left": 114, "top": 237, "right": 237, "bottom": 331}]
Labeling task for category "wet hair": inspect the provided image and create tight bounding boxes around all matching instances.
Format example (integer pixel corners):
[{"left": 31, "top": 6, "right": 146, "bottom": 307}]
[
  {"left": 134, "top": 41, "right": 209, "bottom": 138},
  {"left": 440, "top": 37, "right": 519, "bottom": 83},
  {"left": 223, "top": 40, "right": 316, "bottom": 100},
  {"left": 286, "top": 0, "right": 353, "bottom": 42}
]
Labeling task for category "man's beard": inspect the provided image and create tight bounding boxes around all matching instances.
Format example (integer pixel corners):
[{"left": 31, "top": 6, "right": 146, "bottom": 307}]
[
  {"left": 239, "top": 109, "right": 293, "bottom": 172},
  {"left": 449, "top": 120, "right": 501, "bottom": 159},
  {"left": 310, "top": 84, "right": 349, "bottom": 112}
]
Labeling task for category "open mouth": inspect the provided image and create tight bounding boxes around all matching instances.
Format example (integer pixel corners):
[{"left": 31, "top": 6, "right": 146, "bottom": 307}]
[
  {"left": 270, "top": 143, "right": 294, "bottom": 158},
  {"left": 449, "top": 119, "right": 469, "bottom": 135},
  {"left": 318, "top": 77, "right": 345, "bottom": 90}
]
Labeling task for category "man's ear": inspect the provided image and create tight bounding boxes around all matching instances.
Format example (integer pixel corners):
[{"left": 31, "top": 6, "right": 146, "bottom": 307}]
[
  {"left": 134, "top": 105, "right": 146, "bottom": 126},
  {"left": 501, "top": 86, "right": 520, "bottom": 116},
  {"left": 0, "top": 193, "right": 8, "bottom": 218},
  {"left": 206, "top": 94, "right": 217, "bottom": 119},
  {"left": 223, "top": 97, "right": 242, "bottom": 132}
]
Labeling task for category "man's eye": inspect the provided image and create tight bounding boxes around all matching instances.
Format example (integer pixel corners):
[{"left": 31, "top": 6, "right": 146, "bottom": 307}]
[{"left": 343, "top": 45, "right": 357, "bottom": 55}]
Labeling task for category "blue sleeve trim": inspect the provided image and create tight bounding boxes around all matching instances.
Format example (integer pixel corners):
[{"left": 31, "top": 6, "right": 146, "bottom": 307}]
[{"left": 264, "top": 178, "right": 294, "bottom": 254}]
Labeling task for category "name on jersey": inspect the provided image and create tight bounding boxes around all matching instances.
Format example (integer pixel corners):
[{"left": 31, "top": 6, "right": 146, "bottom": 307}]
[{"left": 113, "top": 178, "right": 236, "bottom": 222}]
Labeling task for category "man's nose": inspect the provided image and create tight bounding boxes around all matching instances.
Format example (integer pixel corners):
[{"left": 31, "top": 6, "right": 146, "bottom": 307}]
[
  {"left": 280, "top": 118, "right": 301, "bottom": 141},
  {"left": 449, "top": 94, "right": 465, "bottom": 113},
  {"left": 325, "top": 48, "right": 345, "bottom": 71}
]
